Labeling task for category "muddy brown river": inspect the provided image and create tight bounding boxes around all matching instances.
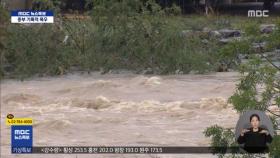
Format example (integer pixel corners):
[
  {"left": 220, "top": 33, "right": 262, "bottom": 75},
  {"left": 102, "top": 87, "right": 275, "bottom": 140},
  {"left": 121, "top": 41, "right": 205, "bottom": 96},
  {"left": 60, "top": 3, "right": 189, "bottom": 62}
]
[{"left": 1, "top": 72, "right": 242, "bottom": 158}]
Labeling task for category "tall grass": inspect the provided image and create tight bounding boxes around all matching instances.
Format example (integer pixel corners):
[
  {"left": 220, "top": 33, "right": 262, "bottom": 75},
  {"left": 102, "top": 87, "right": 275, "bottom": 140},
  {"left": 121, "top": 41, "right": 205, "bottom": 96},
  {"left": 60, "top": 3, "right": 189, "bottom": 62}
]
[{"left": 1, "top": 1, "right": 279, "bottom": 78}]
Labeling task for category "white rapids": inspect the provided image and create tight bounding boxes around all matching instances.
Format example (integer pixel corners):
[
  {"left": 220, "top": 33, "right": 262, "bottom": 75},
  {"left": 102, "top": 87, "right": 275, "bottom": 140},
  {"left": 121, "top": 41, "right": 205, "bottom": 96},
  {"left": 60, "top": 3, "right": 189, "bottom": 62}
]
[{"left": 1, "top": 72, "right": 242, "bottom": 158}]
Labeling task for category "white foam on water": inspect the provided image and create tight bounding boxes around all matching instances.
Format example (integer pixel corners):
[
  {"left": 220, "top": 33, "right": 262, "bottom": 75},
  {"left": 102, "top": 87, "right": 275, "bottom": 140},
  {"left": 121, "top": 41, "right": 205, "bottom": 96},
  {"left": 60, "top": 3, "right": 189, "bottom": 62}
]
[{"left": 1, "top": 72, "right": 241, "bottom": 158}]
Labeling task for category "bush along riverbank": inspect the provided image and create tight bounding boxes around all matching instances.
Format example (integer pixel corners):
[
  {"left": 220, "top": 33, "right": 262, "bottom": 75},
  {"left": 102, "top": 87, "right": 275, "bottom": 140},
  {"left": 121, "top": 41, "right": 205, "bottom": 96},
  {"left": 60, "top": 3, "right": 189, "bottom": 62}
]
[
  {"left": 203, "top": 13, "right": 280, "bottom": 158},
  {"left": 1, "top": 0, "right": 280, "bottom": 79}
]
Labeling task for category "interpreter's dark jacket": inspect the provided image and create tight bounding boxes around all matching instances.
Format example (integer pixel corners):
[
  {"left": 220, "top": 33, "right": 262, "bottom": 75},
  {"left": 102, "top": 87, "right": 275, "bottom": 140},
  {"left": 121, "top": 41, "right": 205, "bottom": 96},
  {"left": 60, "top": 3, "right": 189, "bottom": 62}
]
[{"left": 237, "top": 127, "right": 273, "bottom": 153}]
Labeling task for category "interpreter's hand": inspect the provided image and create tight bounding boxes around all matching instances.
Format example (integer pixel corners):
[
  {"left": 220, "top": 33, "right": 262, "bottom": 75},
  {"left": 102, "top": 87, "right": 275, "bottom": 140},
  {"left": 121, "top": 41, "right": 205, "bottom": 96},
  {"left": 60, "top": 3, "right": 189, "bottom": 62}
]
[
  {"left": 240, "top": 129, "right": 250, "bottom": 136},
  {"left": 260, "top": 129, "right": 269, "bottom": 135}
]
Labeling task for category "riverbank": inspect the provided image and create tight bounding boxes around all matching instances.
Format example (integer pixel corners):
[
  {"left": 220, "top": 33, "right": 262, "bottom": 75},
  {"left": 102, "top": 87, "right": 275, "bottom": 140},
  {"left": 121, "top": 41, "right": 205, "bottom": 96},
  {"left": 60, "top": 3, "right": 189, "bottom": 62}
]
[{"left": 2, "top": 4, "right": 280, "bottom": 79}]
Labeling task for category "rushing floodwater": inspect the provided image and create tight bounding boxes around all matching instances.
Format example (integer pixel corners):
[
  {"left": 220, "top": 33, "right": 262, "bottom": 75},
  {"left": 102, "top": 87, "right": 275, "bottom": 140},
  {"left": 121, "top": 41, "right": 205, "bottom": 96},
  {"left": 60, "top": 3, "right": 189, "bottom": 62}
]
[{"left": 1, "top": 72, "right": 243, "bottom": 158}]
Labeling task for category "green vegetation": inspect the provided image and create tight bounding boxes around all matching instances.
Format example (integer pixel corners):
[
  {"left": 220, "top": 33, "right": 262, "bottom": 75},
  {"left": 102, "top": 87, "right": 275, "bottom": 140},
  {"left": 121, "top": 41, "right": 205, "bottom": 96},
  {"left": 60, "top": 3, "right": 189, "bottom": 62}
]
[
  {"left": 204, "top": 125, "right": 238, "bottom": 156},
  {"left": 4, "top": 24, "right": 73, "bottom": 78},
  {"left": 1, "top": 1, "right": 280, "bottom": 79},
  {"left": 0, "top": 4, "right": 9, "bottom": 77},
  {"left": 204, "top": 22, "right": 280, "bottom": 157},
  {"left": 1, "top": 0, "right": 280, "bottom": 156}
]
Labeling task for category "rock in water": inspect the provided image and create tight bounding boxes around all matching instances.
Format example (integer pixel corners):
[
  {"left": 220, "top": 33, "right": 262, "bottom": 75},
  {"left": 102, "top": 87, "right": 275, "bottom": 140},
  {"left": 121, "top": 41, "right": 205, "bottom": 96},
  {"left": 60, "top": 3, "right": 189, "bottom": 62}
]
[
  {"left": 218, "top": 29, "right": 241, "bottom": 38},
  {"left": 260, "top": 24, "right": 276, "bottom": 34},
  {"left": 209, "top": 30, "right": 221, "bottom": 38},
  {"left": 219, "top": 37, "right": 241, "bottom": 44}
]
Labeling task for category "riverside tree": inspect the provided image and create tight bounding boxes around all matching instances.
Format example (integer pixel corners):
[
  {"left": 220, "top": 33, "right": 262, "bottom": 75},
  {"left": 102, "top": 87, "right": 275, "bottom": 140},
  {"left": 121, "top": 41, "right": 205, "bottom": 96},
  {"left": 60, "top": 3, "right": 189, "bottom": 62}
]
[{"left": 204, "top": 22, "right": 280, "bottom": 157}]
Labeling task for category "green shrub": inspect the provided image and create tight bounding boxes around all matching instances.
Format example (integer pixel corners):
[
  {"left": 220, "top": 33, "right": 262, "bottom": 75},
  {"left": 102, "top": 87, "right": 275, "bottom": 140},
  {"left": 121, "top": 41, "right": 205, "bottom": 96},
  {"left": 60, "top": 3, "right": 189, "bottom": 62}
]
[
  {"left": 204, "top": 125, "right": 238, "bottom": 157},
  {"left": 270, "top": 136, "right": 280, "bottom": 157},
  {"left": 205, "top": 19, "right": 280, "bottom": 157},
  {"left": 0, "top": 4, "right": 9, "bottom": 77},
  {"left": 3, "top": 1, "right": 279, "bottom": 78},
  {"left": 4, "top": 24, "right": 75, "bottom": 78},
  {"left": 78, "top": 0, "right": 219, "bottom": 73}
]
